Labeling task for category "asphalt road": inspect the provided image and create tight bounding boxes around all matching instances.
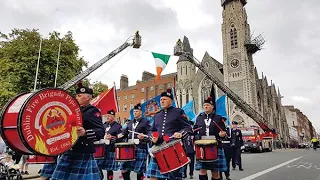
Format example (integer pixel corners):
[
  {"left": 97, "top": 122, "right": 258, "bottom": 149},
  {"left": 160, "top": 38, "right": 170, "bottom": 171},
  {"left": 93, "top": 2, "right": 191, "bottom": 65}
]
[{"left": 30, "top": 148, "right": 320, "bottom": 180}]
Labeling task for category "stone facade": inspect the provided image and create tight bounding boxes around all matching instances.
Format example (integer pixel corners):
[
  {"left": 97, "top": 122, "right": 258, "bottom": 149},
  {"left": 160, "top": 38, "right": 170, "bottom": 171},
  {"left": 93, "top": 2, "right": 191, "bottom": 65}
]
[{"left": 175, "top": 0, "right": 289, "bottom": 145}]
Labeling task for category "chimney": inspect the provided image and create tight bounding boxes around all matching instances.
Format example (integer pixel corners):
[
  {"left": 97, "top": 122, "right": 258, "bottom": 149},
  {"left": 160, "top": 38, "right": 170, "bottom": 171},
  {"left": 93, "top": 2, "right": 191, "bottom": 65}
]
[
  {"left": 142, "top": 71, "right": 155, "bottom": 81},
  {"left": 120, "top": 74, "right": 128, "bottom": 90}
]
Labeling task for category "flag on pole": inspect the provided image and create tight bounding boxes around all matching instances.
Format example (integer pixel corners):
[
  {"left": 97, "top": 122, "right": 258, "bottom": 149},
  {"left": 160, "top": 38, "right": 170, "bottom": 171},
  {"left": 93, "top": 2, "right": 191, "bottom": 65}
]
[
  {"left": 210, "top": 83, "right": 216, "bottom": 110},
  {"left": 152, "top": 52, "right": 170, "bottom": 82},
  {"left": 91, "top": 86, "right": 117, "bottom": 115}
]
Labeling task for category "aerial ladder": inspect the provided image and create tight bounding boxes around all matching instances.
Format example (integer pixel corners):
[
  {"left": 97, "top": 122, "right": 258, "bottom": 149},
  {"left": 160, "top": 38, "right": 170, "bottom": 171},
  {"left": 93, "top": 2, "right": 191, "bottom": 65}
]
[
  {"left": 60, "top": 31, "right": 141, "bottom": 90},
  {"left": 173, "top": 39, "right": 276, "bottom": 135}
]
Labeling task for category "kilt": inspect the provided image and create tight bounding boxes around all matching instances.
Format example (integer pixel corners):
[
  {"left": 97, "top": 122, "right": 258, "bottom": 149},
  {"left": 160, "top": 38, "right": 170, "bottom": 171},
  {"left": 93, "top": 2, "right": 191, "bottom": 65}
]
[
  {"left": 120, "top": 148, "right": 147, "bottom": 173},
  {"left": 40, "top": 163, "right": 57, "bottom": 178},
  {"left": 146, "top": 157, "right": 183, "bottom": 179},
  {"left": 51, "top": 153, "right": 101, "bottom": 180},
  {"left": 97, "top": 151, "right": 120, "bottom": 171},
  {"left": 195, "top": 148, "right": 227, "bottom": 172}
]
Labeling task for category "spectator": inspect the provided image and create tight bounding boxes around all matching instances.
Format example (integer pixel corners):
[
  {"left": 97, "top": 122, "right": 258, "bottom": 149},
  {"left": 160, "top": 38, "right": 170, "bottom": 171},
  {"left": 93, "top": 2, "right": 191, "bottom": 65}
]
[
  {"left": 21, "top": 155, "right": 29, "bottom": 175},
  {"left": 0, "top": 136, "right": 7, "bottom": 155}
]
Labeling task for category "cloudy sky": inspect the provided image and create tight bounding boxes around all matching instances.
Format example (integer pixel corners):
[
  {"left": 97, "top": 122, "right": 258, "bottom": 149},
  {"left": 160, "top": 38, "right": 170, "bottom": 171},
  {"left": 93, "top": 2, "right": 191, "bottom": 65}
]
[{"left": 1, "top": 0, "right": 319, "bottom": 131}]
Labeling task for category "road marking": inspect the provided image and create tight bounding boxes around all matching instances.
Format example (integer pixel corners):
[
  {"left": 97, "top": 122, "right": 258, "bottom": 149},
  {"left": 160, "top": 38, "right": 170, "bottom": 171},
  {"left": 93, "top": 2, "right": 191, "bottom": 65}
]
[{"left": 240, "top": 156, "right": 304, "bottom": 180}]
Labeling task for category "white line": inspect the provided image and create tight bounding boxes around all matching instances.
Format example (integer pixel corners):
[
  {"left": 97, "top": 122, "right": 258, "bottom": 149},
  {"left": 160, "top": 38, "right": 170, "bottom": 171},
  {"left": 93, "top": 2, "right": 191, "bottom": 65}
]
[{"left": 240, "top": 156, "right": 304, "bottom": 180}]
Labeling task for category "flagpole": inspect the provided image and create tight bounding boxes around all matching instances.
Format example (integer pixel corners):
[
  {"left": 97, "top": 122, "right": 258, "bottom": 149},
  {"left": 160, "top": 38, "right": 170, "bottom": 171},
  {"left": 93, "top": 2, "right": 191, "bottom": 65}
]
[
  {"left": 54, "top": 41, "right": 62, "bottom": 87},
  {"left": 33, "top": 38, "right": 43, "bottom": 91},
  {"left": 113, "top": 81, "right": 120, "bottom": 121}
]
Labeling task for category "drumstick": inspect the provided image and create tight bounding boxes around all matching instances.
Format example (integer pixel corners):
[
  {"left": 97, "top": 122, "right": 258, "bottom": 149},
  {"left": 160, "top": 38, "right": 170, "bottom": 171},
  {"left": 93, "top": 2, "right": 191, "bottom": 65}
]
[
  {"left": 193, "top": 127, "right": 202, "bottom": 132},
  {"left": 128, "top": 130, "right": 149, "bottom": 138}
]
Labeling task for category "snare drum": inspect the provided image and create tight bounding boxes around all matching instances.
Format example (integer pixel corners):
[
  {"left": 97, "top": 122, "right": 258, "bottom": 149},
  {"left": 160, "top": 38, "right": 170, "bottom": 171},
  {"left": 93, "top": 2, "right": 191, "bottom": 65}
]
[
  {"left": 94, "top": 143, "right": 105, "bottom": 159},
  {"left": 115, "top": 142, "right": 135, "bottom": 162},
  {"left": 26, "top": 155, "right": 56, "bottom": 164},
  {"left": 150, "top": 140, "right": 190, "bottom": 174},
  {"left": 195, "top": 139, "right": 218, "bottom": 162}
]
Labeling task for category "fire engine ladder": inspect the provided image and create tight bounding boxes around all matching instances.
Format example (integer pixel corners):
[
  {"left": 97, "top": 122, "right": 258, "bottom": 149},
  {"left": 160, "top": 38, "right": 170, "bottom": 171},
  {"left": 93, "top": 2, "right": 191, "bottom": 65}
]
[
  {"left": 173, "top": 42, "right": 275, "bottom": 133},
  {"left": 59, "top": 31, "right": 142, "bottom": 90}
]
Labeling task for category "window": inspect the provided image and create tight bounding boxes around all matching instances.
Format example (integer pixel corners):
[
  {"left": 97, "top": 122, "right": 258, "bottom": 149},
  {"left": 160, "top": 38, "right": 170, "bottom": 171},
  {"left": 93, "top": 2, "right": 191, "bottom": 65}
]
[
  {"left": 141, "top": 88, "right": 144, "bottom": 92},
  {"left": 168, "top": 83, "right": 172, "bottom": 88},
  {"left": 117, "top": 96, "right": 120, "bottom": 100},
  {"left": 123, "top": 104, "right": 127, "bottom": 111},
  {"left": 241, "top": 130, "right": 255, "bottom": 136},
  {"left": 180, "top": 93, "right": 183, "bottom": 107},
  {"left": 130, "top": 103, "right": 134, "bottom": 109},
  {"left": 150, "top": 86, "right": 154, "bottom": 91},
  {"left": 186, "top": 89, "right": 189, "bottom": 103},
  {"left": 186, "top": 65, "right": 187, "bottom": 75},
  {"left": 118, "top": 105, "right": 121, "bottom": 111},
  {"left": 131, "top": 94, "right": 134, "bottom": 99},
  {"left": 124, "top": 95, "right": 127, "bottom": 100},
  {"left": 180, "top": 66, "right": 183, "bottom": 75},
  {"left": 159, "top": 84, "right": 163, "bottom": 90},
  {"left": 141, "top": 99, "right": 145, "bottom": 104},
  {"left": 230, "top": 25, "right": 238, "bottom": 49}
]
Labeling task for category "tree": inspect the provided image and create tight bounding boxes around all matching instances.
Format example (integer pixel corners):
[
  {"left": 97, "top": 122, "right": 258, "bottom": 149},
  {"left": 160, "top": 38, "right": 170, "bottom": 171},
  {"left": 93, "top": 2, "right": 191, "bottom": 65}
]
[
  {"left": 92, "top": 81, "right": 109, "bottom": 97},
  {"left": 0, "top": 29, "right": 88, "bottom": 109}
]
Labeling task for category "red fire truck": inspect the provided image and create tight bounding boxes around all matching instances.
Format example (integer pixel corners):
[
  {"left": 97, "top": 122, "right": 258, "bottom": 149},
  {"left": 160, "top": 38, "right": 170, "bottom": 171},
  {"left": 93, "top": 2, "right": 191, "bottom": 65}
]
[{"left": 241, "top": 126, "right": 275, "bottom": 153}]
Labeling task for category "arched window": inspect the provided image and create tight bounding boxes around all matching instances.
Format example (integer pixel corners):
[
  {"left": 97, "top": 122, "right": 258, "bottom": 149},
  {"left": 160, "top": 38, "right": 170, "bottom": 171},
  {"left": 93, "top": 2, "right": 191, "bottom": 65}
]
[
  {"left": 180, "top": 65, "right": 183, "bottom": 75},
  {"left": 186, "top": 89, "right": 189, "bottom": 103},
  {"left": 230, "top": 25, "right": 238, "bottom": 49},
  {"left": 186, "top": 65, "right": 188, "bottom": 75},
  {"left": 180, "top": 92, "right": 183, "bottom": 107}
]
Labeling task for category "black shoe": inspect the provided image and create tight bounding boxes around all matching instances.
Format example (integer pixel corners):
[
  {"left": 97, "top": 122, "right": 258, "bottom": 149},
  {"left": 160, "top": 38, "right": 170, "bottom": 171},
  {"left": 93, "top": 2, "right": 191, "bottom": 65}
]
[
  {"left": 24, "top": 171, "right": 29, "bottom": 175},
  {"left": 190, "top": 175, "right": 193, "bottom": 179},
  {"left": 226, "top": 177, "right": 231, "bottom": 180},
  {"left": 232, "top": 168, "right": 235, "bottom": 170},
  {"left": 239, "top": 168, "right": 244, "bottom": 171}
]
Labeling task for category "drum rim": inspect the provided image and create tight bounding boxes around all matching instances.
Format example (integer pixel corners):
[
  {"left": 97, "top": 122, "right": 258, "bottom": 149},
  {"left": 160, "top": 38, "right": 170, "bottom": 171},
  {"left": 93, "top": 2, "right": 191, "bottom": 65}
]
[
  {"left": 0, "top": 92, "right": 33, "bottom": 155},
  {"left": 159, "top": 157, "right": 190, "bottom": 174},
  {"left": 115, "top": 142, "right": 136, "bottom": 146},
  {"left": 150, "top": 139, "right": 182, "bottom": 153},
  {"left": 17, "top": 87, "right": 82, "bottom": 157},
  {"left": 195, "top": 139, "right": 217, "bottom": 145}
]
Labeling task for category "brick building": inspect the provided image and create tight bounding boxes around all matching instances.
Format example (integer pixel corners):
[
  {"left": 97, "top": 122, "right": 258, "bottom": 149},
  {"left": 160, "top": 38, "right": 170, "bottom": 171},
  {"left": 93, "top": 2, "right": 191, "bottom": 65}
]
[{"left": 116, "top": 71, "right": 176, "bottom": 121}]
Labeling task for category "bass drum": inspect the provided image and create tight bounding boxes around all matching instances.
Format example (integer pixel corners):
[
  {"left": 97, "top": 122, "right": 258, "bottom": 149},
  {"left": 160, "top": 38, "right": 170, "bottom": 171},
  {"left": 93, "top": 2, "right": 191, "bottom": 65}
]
[{"left": 0, "top": 88, "right": 83, "bottom": 157}]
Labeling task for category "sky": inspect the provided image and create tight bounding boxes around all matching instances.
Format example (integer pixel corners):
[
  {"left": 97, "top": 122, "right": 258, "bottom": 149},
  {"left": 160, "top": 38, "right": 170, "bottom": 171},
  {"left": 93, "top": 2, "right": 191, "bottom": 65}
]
[{"left": 1, "top": 0, "right": 319, "bottom": 131}]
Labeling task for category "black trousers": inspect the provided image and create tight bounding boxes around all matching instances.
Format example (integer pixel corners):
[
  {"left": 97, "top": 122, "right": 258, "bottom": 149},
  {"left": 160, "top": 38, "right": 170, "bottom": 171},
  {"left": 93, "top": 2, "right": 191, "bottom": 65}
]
[
  {"left": 231, "top": 146, "right": 242, "bottom": 169},
  {"left": 183, "top": 152, "right": 195, "bottom": 176},
  {"left": 220, "top": 146, "right": 232, "bottom": 178}
]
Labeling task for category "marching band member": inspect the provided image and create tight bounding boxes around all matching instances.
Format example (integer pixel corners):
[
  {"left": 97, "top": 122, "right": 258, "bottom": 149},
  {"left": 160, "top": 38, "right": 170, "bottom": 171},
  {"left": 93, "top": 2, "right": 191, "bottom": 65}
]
[
  {"left": 39, "top": 156, "right": 58, "bottom": 180},
  {"left": 51, "top": 83, "right": 105, "bottom": 180},
  {"left": 231, "top": 121, "right": 244, "bottom": 171},
  {"left": 182, "top": 121, "right": 195, "bottom": 179},
  {"left": 146, "top": 88, "right": 192, "bottom": 180},
  {"left": 220, "top": 120, "right": 232, "bottom": 180},
  {"left": 97, "top": 109, "right": 122, "bottom": 180},
  {"left": 194, "top": 97, "right": 227, "bottom": 180},
  {"left": 118, "top": 103, "right": 151, "bottom": 180}
]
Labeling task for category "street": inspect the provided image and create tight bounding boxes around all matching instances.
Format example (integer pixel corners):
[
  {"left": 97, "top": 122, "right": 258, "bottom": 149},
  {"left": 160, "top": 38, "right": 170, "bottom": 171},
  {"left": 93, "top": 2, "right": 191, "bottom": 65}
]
[{"left": 28, "top": 148, "right": 320, "bottom": 180}]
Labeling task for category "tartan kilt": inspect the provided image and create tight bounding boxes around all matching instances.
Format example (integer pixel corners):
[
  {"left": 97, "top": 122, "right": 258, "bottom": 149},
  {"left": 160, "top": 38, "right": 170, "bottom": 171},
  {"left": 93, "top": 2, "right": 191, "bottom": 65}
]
[
  {"left": 40, "top": 163, "right": 57, "bottom": 178},
  {"left": 51, "top": 153, "right": 101, "bottom": 180},
  {"left": 195, "top": 148, "right": 227, "bottom": 172},
  {"left": 120, "top": 148, "right": 147, "bottom": 173},
  {"left": 97, "top": 151, "right": 120, "bottom": 171},
  {"left": 146, "top": 157, "right": 183, "bottom": 179}
]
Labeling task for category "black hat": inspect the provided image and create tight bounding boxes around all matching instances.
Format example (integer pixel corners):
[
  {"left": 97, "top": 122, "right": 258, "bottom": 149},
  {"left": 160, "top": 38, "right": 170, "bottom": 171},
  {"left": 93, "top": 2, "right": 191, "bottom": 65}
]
[
  {"left": 107, "top": 109, "right": 115, "bottom": 116},
  {"left": 76, "top": 82, "right": 93, "bottom": 95},
  {"left": 134, "top": 103, "right": 142, "bottom": 110},
  {"left": 204, "top": 97, "right": 214, "bottom": 105},
  {"left": 161, "top": 88, "right": 173, "bottom": 99},
  {"left": 232, "top": 121, "right": 238, "bottom": 125}
]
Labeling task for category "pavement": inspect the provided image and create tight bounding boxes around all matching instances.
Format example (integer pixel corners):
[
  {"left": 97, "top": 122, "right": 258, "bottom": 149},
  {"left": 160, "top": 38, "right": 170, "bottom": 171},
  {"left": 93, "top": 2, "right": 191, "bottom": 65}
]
[{"left": 25, "top": 148, "right": 320, "bottom": 180}]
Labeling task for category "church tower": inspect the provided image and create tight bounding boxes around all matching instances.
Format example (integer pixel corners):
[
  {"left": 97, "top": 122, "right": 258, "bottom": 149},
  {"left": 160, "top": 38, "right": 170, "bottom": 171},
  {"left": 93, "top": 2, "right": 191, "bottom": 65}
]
[
  {"left": 176, "top": 36, "right": 196, "bottom": 107},
  {"left": 221, "top": 0, "right": 261, "bottom": 126}
]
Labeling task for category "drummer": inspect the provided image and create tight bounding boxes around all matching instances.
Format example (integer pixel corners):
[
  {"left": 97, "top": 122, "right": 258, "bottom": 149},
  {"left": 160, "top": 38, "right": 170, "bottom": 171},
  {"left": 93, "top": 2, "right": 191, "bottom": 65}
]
[
  {"left": 118, "top": 103, "right": 151, "bottom": 180},
  {"left": 51, "top": 83, "right": 105, "bottom": 180},
  {"left": 39, "top": 156, "right": 58, "bottom": 180},
  {"left": 146, "top": 88, "right": 192, "bottom": 180},
  {"left": 97, "top": 109, "right": 122, "bottom": 180},
  {"left": 194, "top": 97, "right": 227, "bottom": 180}
]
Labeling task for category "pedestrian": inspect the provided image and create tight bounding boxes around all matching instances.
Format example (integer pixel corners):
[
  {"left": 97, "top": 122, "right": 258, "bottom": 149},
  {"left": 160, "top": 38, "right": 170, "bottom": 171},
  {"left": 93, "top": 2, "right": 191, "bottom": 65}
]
[
  {"left": 220, "top": 120, "right": 232, "bottom": 180},
  {"left": 51, "top": 83, "right": 105, "bottom": 180},
  {"left": 145, "top": 88, "right": 192, "bottom": 180},
  {"left": 194, "top": 96, "right": 227, "bottom": 180},
  {"left": 118, "top": 103, "right": 151, "bottom": 180},
  {"left": 97, "top": 109, "right": 122, "bottom": 180},
  {"left": 231, "top": 121, "right": 244, "bottom": 171},
  {"left": 20, "top": 155, "right": 29, "bottom": 175}
]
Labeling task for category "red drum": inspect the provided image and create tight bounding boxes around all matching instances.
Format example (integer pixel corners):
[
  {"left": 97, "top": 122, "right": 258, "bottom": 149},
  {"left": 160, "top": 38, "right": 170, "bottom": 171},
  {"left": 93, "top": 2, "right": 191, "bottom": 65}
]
[
  {"left": 195, "top": 139, "right": 218, "bottom": 162},
  {"left": 26, "top": 155, "right": 56, "bottom": 164},
  {"left": 94, "top": 143, "right": 105, "bottom": 159},
  {"left": 115, "top": 142, "right": 135, "bottom": 161},
  {"left": 150, "top": 140, "right": 190, "bottom": 174},
  {"left": 0, "top": 88, "right": 83, "bottom": 157}
]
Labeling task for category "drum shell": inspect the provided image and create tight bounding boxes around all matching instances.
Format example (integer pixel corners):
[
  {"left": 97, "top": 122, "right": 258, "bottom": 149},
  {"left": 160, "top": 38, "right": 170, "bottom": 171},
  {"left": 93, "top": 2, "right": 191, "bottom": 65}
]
[
  {"left": 151, "top": 140, "right": 190, "bottom": 174},
  {"left": 26, "top": 155, "right": 56, "bottom": 164},
  {"left": 0, "top": 88, "right": 83, "bottom": 157},
  {"left": 115, "top": 142, "right": 135, "bottom": 161},
  {"left": 94, "top": 144, "right": 105, "bottom": 159},
  {"left": 195, "top": 140, "right": 218, "bottom": 162}
]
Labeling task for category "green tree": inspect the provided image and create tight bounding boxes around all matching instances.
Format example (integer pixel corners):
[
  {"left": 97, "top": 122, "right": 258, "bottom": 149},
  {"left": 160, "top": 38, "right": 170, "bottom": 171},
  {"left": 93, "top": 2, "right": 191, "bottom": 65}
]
[
  {"left": 92, "top": 81, "right": 109, "bottom": 97},
  {"left": 0, "top": 28, "right": 88, "bottom": 109}
]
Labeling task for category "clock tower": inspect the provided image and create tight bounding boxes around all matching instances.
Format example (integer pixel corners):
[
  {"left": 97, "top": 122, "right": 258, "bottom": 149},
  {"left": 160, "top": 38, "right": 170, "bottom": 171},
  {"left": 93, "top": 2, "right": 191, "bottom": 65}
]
[{"left": 221, "top": 0, "right": 259, "bottom": 126}]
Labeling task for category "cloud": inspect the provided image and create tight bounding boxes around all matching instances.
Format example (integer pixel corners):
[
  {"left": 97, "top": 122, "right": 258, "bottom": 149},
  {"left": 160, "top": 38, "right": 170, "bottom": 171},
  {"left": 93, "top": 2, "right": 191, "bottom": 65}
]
[{"left": 1, "top": 0, "right": 320, "bottom": 131}]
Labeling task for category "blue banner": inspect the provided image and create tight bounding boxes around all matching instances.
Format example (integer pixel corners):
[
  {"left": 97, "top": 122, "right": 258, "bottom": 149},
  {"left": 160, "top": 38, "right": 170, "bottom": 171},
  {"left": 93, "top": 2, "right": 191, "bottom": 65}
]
[
  {"left": 129, "top": 87, "right": 177, "bottom": 124},
  {"left": 181, "top": 100, "right": 196, "bottom": 122}
]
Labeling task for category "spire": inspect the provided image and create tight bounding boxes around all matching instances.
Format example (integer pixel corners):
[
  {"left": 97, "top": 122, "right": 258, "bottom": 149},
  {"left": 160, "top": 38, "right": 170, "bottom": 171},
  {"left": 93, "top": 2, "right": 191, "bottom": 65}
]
[{"left": 177, "top": 35, "right": 194, "bottom": 63}]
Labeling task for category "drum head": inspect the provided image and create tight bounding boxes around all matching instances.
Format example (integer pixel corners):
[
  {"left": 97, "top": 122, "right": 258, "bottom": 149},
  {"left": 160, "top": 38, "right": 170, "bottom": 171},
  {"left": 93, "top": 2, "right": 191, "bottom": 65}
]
[
  {"left": 195, "top": 139, "right": 217, "bottom": 145},
  {"left": 18, "top": 88, "right": 83, "bottom": 156},
  {"left": 115, "top": 142, "right": 135, "bottom": 147}
]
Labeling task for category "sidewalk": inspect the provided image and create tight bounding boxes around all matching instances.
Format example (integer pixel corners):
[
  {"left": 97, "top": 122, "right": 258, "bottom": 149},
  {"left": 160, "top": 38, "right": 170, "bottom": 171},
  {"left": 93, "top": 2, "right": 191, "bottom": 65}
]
[{"left": 22, "top": 163, "right": 42, "bottom": 179}]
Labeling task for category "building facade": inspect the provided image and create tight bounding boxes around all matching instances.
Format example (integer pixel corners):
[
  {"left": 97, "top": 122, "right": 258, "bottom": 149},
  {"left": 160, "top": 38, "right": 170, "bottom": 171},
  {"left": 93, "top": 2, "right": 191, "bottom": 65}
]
[{"left": 116, "top": 71, "right": 176, "bottom": 120}]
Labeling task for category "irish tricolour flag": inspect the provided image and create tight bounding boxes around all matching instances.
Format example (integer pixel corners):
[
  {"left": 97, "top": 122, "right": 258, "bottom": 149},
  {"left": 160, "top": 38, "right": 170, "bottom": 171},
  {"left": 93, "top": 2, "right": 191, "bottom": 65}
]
[{"left": 152, "top": 52, "right": 171, "bottom": 82}]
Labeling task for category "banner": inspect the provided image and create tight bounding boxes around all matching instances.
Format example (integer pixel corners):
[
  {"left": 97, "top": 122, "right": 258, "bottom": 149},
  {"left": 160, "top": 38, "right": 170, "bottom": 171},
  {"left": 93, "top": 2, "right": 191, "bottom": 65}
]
[
  {"left": 181, "top": 100, "right": 196, "bottom": 122},
  {"left": 91, "top": 86, "right": 118, "bottom": 115}
]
